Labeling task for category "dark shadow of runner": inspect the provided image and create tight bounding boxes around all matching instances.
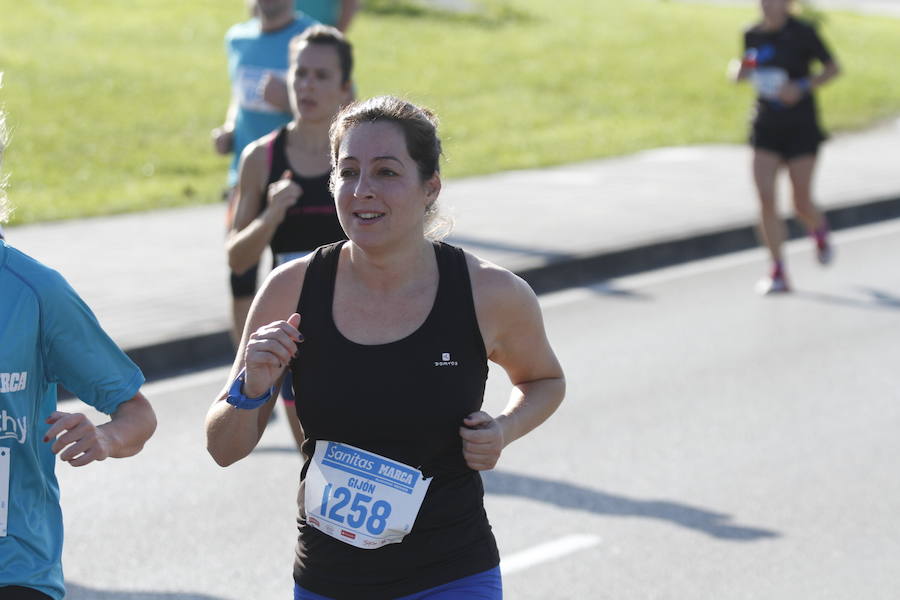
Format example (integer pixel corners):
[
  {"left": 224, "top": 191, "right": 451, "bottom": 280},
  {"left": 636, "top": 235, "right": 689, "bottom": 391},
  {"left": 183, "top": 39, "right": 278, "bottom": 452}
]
[
  {"left": 482, "top": 470, "right": 779, "bottom": 541},
  {"left": 792, "top": 286, "right": 900, "bottom": 312}
]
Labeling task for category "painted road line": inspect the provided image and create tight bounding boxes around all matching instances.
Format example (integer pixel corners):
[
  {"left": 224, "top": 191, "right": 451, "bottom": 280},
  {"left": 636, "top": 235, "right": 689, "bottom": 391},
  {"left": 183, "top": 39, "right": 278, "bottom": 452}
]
[{"left": 501, "top": 534, "right": 601, "bottom": 576}]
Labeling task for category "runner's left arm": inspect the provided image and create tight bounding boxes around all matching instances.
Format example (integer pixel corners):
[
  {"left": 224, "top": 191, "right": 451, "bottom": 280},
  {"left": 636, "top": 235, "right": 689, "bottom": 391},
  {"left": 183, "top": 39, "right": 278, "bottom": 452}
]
[
  {"left": 46, "top": 393, "right": 156, "bottom": 467},
  {"left": 779, "top": 27, "right": 841, "bottom": 105},
  {"left": 40, "top": 269, "right": 157, "bottom": 467},
  {"left": 460, "top": 261, "right": 565, "bottom": 471},
  {"left": 206, "top": 265, "right": 303, "bottom": 466}
]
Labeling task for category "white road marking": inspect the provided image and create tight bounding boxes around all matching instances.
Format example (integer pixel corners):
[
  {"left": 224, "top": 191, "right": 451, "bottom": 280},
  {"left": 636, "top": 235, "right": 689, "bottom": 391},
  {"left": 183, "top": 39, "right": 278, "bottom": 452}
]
[
  {"left": 501, "top": 534, "right": 601, "bottom": 576},
  {"left": 540, "top": 217, "right": 900, "bottom": 309}
]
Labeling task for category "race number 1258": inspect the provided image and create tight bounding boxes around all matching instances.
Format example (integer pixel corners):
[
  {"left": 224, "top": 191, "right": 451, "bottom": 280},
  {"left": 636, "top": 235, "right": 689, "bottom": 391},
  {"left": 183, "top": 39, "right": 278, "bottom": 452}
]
[{"left": 318, "top": 483, "right": 392, "bottom": 536}]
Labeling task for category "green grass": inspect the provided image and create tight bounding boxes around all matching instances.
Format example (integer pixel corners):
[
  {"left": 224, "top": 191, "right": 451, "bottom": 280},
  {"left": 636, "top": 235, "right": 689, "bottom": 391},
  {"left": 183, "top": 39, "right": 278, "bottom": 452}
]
[{"left": 1, "top": 0, "right": 899, "bottom": 224}]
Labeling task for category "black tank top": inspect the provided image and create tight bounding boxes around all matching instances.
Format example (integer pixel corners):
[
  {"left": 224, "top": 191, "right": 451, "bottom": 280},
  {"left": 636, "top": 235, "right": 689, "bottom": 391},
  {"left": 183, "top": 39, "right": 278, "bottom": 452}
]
[
  {"left": 263, "top": 127, "right": 346, "bottom": 256},
  {"left": 291, "top": 241, "right": 500, "bottom": 599},
  {"left": 743, "top": 17, "right": 832, "bottom": 126}
]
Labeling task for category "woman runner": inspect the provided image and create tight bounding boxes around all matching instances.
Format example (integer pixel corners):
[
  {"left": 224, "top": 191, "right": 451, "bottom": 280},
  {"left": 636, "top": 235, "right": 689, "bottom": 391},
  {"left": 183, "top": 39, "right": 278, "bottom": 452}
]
[
  {"left": 227, "top": 25, "right": 352, "bottom": 446},
  {"left": 729, "top": 0, "right": 841, "bottom": 294},
  {"left": 207, "top": 96, "right": 566, "bottom": 599}
]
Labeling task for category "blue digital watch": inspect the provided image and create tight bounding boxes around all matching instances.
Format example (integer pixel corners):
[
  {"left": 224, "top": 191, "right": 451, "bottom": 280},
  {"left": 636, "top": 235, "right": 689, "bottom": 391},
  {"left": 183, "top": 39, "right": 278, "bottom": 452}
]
[{"left": 225, "top": 368, "right": 274, "bottom": 410}]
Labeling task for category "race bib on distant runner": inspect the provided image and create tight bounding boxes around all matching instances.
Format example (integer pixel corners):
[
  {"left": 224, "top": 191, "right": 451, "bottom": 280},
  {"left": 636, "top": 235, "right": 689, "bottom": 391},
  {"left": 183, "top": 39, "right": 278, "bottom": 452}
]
[
  {"left": 0, "top": 446, "right": 10, "bottom": 537},
  {"left": 234, "top": 66, "right": 285, "bottom": 114},
  {"left": 275, "top": 251, "right": 311, "bottom": 267},
  {"left": 752, "top": 67, "right": 788, "bottom": 100},
  {"left": 304, "top": 441, "right": 431, "bottom": 549}
]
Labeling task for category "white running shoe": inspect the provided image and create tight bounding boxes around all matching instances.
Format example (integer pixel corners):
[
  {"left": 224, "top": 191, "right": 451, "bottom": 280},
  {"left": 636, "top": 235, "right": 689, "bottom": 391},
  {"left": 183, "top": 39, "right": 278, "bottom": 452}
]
[{"left": 756, "top": 273, "right": 790, "bottom": 295}]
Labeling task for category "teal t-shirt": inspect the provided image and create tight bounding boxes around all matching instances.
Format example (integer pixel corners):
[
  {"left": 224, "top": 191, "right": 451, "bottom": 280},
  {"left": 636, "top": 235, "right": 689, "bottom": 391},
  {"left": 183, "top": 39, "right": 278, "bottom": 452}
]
[
  {"left": 225, "top": 14, "right": 318, "bottom": 186},
  {"left": 0, "top": 241, "right": 144, "bottom": 599},
  {"left": 296, "top": 0, "right": 340, "bottom": 26}
]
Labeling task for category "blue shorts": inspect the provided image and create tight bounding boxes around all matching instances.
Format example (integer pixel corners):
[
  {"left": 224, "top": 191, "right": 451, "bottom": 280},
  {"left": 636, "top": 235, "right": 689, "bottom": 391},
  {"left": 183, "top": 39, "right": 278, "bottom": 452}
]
[{"left": 293, "top": 566, "right": 502, "bottom": 599}]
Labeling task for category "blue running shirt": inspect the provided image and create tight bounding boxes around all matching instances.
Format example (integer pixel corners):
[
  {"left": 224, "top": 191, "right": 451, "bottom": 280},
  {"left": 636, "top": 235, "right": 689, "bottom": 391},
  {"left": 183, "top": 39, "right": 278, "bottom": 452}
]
[
  {"left": 225, "top": 14, "right": 318, "bottom": 186},
  {"left": 296, "top": 1, "right": 340, "bottom": 26},
  {"left": 0, "top": 240, "right": 144, "bottom": 600}
]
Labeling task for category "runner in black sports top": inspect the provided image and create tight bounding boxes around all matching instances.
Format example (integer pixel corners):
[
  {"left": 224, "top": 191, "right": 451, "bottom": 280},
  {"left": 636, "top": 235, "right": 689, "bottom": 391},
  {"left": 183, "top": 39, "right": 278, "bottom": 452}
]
[
  {"left": 206, "top": 96, "right": 566, "bottom": 599},
  {"left": 227, "top": 26, "right": 352, "bottom": 448},
  {"left": 728, "top": 0, "right": 840, "bottom": 294},
  {"left": 227, "top": 25, "right": 352, "bottom": 343}
]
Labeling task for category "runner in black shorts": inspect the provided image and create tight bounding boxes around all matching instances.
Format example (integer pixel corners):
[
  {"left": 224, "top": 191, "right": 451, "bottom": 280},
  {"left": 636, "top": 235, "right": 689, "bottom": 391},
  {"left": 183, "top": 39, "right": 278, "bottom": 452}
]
[
  {"left": 729, "top": 0, "right": 840, "bottom": 294},
  {"left": 228, "top": 25, "right": 352, "bottom": 342}
]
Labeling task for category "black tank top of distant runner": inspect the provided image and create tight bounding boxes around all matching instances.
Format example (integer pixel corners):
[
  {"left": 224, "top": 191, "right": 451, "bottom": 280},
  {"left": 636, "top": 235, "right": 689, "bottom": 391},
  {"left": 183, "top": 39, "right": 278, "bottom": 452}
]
[
  {"left": 743, "top": 16, "right": 834, "bottom": 125},
  {"left": 290, "top": 241, "right": 500, "bottom": 600},
  {"left": 262, "top": 127, "right": 346, "bottom": 256}
]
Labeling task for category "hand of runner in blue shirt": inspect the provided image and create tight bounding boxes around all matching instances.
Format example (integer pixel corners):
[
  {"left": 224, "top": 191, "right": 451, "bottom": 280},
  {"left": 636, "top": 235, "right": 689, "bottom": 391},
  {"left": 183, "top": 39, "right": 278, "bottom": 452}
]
[{"left": 44, "top": 393, "right": 155, "bottom": 467}]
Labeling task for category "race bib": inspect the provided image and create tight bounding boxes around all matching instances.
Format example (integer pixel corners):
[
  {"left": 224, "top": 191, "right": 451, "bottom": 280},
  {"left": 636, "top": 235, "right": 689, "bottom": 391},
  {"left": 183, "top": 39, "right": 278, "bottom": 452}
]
[
  {"left": 752, "top": 67, "right": 788, "bottom": 100},
  {"left": 275, "top": 251, "right": 311, "bottom": 267},
  {"left": 0, "top": 446, "right": 10, "bottom": 537},
  {"left": 234, "top": 66, "right": 285, "bottom": 114},
  {"left": 304, "top": 441, "right": 431, "bottom": 549}
]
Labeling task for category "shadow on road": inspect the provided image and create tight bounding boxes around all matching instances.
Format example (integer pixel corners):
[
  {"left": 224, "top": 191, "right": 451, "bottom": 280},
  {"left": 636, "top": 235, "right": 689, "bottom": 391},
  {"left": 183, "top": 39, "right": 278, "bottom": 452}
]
[
  {"left": 482, "top": 470, "right": 779, "bottom": 541},
  {"left": 794, "top": 286, "right": 900, "bottom": 311},
  {"left": 65, "top": 584, "right": 226, "bottom": 600},
  {"left": 856, "top": 287, "right": 900, "bottom": 308},
  {"left": 585, "top": 280, "right": 648, "bottom": 300}
]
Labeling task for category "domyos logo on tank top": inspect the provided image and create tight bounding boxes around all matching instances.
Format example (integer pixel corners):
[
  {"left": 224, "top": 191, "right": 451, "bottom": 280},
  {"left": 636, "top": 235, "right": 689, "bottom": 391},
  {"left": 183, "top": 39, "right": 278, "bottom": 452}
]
[{"left": 433, "top": 353, "right": 458, "bottom": 367}]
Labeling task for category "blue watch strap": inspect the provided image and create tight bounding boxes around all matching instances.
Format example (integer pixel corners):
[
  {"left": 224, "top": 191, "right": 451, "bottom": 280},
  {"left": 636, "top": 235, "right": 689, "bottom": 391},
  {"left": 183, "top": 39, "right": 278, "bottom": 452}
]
[{"left": 226, "top": 368, "right": 274, "bottom": 410}]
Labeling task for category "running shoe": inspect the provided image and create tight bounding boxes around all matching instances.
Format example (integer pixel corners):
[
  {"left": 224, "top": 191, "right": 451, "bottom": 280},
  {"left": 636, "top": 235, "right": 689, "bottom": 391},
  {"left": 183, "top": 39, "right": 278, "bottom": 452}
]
[
  {"left": 812, "top": 226, "right": 833, "bottom": 266},
  {"left": 815, "top": 238, "right": 833, "bottom": 266},
  {"left": 756, "top": 273, "right": 790, "bottom": 295}
]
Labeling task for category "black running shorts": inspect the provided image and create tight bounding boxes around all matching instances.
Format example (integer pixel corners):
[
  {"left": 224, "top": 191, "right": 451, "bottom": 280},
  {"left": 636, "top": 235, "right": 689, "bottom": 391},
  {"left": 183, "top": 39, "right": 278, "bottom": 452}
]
[
  {"left": 750, "top": 118, "right": 825, "bottom": 160},
  {"left": 0, "top": 586, "right": 54, "bottom": 600},
  {"left": 230, "top": 265, "right": 258, "bottom": 298}
]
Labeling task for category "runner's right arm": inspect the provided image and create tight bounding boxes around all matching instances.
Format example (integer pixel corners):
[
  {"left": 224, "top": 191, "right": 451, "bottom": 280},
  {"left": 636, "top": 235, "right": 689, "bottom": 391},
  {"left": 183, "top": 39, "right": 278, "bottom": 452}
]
[
  {"left": 206, "top": 264, "right": 305, "bottom": 466},
  {"left": 226, "top": 137, "right": 301, "bottom": 275},
  {"left": 46, "top": 392, "right": 156, "bottom": 467},
  {"left": 728, "top": 59, "right": 752, "bottom": 83},
  {"left": 211, "top": 95, "right": 238, "bottom": 155}
]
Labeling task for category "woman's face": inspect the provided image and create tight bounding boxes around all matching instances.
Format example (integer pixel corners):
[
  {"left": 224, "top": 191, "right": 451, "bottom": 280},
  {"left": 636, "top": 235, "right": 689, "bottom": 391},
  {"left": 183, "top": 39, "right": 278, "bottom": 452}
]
[
  {"left": 288, "top": 42, "right": 349, "bottom": 122},
  {"left": 332, "top": 121, "right": 440, "bottom": 250},
  {"left": 760, "top": 0, "right": 790, "bottom": 21}
]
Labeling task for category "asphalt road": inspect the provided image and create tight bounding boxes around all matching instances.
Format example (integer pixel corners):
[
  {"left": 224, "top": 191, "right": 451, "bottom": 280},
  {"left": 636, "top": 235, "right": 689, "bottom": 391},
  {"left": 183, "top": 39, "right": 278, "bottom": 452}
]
[{"left": 57, "top": 218, "right": 900, "bottom": 599}]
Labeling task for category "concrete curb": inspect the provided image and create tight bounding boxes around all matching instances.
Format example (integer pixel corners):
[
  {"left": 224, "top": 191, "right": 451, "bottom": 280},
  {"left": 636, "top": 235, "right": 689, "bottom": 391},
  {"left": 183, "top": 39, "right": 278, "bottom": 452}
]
[
  {"left": 520, "top": 194, "right": 900, "bottom": 294},
  {"left": 126, "top": 331, "right": 235, "bottom": 382},
  {"left": 128, "top": 194, "right": 900, "bottom": 380}
]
